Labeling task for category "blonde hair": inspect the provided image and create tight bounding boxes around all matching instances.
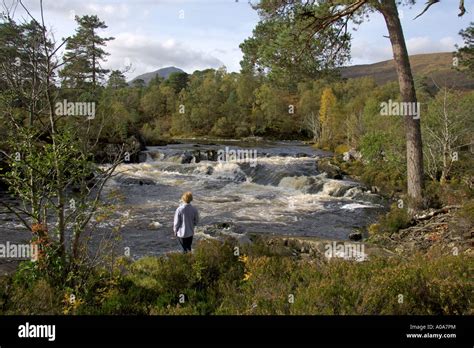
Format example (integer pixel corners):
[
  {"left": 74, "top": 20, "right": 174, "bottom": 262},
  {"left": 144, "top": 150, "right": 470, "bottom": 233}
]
[{"left": 181, "top": 191, "right": 193, "bottom": 203}]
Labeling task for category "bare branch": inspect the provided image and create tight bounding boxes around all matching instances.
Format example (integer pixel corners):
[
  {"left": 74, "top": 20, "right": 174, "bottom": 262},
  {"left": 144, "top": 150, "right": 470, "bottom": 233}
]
[
  {"left": 413, "top": 0, "right": 440, "bottom": 20},
  {"left": 458, "top": 0, "right": 466, "bottom": 17},
  {"left": 0, "top": 200, "right": 31, "bottom": 230}
]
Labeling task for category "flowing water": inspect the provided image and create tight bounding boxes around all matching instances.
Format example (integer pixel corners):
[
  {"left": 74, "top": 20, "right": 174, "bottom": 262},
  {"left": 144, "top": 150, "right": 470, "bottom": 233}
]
[{"left": 0, "top": 140, "right": 387, "bottom": 259}]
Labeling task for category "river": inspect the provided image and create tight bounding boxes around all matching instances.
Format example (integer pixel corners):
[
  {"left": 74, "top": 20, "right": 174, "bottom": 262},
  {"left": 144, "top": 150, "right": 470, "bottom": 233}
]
[{"left": 0, "top": 140, "right": 387, "bottom": 260}]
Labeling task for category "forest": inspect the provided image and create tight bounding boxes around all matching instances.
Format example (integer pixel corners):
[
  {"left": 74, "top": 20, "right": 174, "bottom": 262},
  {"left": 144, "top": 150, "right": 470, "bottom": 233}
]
[{"left": 0, "top": 0, "right": 472, "bottom": 318}]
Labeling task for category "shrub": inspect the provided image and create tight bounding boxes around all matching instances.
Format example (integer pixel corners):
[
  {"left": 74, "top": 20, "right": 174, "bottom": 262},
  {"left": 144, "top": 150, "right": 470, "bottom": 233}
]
[
  {"left": 334, "top": 144, "right": 351, "bottom": 155},
  {"left": 359, "top": 253, "right": 472, "bottom": 315},
  {"left": 2, "top": 278, "right": 62, "bottom": 315},
  {"left": 376, "top": 203, "right": 411, "bottom": 234},
  {"left": 1, "top": 239, "right": 472, "bottom": 315}
]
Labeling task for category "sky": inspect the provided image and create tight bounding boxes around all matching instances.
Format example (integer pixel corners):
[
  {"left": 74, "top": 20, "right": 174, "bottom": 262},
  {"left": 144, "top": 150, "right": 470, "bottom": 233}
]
[{"left": 5, "top": 0, "right": 474, "bottom": 80}]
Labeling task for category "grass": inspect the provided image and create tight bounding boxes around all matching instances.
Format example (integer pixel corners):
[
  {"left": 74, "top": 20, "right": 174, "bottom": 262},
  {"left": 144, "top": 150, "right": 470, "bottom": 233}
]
[{"left": 0, "top": 238, "right": 472, "bottom": 315}]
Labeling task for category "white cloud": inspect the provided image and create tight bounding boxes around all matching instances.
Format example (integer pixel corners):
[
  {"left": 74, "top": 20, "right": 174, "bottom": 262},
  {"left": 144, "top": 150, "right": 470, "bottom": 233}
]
[
  {"left": 17, "top": 0, "right": 131, "bottom": 20},
  {"left": 405, "top": 36, "right": 458, "bottom": 55},
  {"left": 105, "top": 32, "right": 224, "bottom": 77},
  {"left": 350, "top": 39, "right": 393, "bottom": 65},
  {"left": 407, "top": 36, "right": 458, "bottom": 54},
  {"left": 350, "top": 36, "right": 460, "bottom": 65},
  {"left": 85, "top": 4, "right": 129, "bottom": 17}
]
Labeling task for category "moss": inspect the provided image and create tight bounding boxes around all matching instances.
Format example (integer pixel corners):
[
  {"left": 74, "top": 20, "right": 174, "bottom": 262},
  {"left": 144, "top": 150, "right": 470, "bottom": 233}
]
[{"left": 334, "top": 144, "right": 351, "bottom": 155}]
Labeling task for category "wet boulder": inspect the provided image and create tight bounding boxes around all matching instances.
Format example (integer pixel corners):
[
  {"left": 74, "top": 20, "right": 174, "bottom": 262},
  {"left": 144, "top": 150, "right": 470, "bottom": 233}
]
[
  {"left": 343, "top": 149, "right": 362, "bottom": 162},
  {"left": 205, "top": 150, "right": 218, "bottom": 161},
  {"left": 295, "top": 153, "right": 309, "bottom": 158},
  {"left": 191, "top": 150, "right": 202, "bottom": 163},
  {"left": 119, "top": 177, "right": 156, "bottom": 186},
  {"left": 317, "top": 159, "right": 343, "bottom": 180},
  {"left": 94, "top": 135, "right": 144, "bottom": 164},
  {"left": 195, "top": 222, "right": 251, "bottom": 245},
  {"left": 279, "top": 176, "right": 325, "bottom": 194},
  {"left": 349, "top": 232, "right": 363, "bottom": 241},
  {"left": 180, "top": 152, "right": 194, "bottom": 164}
]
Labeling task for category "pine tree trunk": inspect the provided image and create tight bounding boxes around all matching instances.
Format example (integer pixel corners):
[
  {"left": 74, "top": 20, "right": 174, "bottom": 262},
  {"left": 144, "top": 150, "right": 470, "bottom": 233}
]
[
  {"left": 380, "top": 0, "right": 424, "bottom": 211},
  {"left": 92, "top": 37, "right": 96, "bottom": 89}
]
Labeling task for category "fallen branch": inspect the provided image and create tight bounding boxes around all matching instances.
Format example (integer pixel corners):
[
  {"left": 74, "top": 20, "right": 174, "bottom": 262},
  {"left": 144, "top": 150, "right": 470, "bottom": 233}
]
[{"left": 413, "top": 205, "right": 461, "bottom": 222}]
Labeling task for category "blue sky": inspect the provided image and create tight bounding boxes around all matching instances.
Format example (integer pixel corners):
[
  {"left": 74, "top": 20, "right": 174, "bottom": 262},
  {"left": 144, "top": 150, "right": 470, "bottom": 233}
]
[{"left": 8, "top": 0, "right": 474, "bottom": 79}]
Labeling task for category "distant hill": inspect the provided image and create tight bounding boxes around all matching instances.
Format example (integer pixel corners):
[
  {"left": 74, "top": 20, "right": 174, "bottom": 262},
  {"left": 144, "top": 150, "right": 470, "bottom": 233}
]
[
  {"left": 130, "top": 66, "right": 185, "bottom": 85},
  {"left": 340, "top": 52, "right": 474, "bottom": 90},
  {"left": 131, "top": 54, "right": 473, "bottom": 90}
]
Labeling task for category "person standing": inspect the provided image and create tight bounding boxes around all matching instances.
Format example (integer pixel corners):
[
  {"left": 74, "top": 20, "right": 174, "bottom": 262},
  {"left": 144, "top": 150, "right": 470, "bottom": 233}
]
[{"left": 173, "top": 191, "right": 199, "bottom": 253}]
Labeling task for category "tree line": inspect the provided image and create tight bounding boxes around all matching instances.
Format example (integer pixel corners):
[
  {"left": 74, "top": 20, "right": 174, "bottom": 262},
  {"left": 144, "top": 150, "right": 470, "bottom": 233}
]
[
  {"left": 1, "top": 3, "right": 473, "bottom": 208},
  {"left": 0, "top": 0, "right": 472, "bottom": 285}
]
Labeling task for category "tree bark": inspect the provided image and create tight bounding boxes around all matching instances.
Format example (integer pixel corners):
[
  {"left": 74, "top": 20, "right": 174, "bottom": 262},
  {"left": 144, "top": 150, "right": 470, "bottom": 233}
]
[{"left": 379, "top": 0, "right": 424, "bottom": 211}]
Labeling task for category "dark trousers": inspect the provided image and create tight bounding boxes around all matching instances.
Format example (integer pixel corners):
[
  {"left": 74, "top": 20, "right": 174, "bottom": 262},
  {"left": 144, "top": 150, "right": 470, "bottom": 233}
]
[{"left": 178, "top": 236, "right": 193, "bottom": 253}]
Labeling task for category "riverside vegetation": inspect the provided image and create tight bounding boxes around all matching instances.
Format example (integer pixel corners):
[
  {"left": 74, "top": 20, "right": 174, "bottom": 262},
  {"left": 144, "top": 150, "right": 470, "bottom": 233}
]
[
  {"left": 0, "top": 4, "right": 473, "bottom": 315},
  {"left": 0, "top": 237, "right": 472, "bottom": 315}
]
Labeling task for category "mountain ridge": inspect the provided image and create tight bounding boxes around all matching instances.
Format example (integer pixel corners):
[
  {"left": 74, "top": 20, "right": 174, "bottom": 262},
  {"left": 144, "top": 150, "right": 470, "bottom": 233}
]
[
  {"left": 130, "top": 66, "right": 185, "bottom": 84},
  {"left": 340, "top": 52, "right": 473, "bottom": 89},
  {"left": 130, "top": 52, "right": 473, "bottom": 90}
]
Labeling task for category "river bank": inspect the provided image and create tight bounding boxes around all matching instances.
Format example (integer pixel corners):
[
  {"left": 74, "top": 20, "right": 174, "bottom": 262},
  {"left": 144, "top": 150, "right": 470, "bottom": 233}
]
[
  {"left": 1, "top": 233, "right": 472, "bottom": 315},
  {"left": 1, "top": 138, "right": 471, "bottom": 276},
  {"left": 1, "top": 137, "right": 471, "bottom": 318}
]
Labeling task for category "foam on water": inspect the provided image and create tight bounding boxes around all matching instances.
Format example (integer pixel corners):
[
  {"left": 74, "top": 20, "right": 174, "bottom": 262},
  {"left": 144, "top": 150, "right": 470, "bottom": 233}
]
[
  {"left": 341, "top": 203, "right": 375, "bottom": 210},
  {"left": 0, "top": 141, "right": 387, "bottom": 258}
]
